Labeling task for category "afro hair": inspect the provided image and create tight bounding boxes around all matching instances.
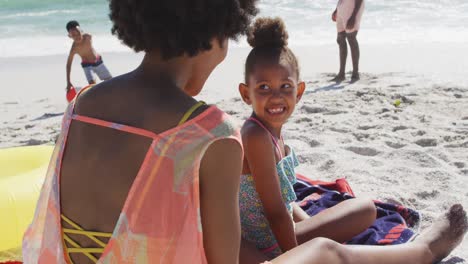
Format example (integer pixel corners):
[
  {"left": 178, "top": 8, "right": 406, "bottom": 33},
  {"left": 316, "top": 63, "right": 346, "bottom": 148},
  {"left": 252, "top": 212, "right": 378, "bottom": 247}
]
[{"left": 109, "top": 0, "right": 258, "bottom": 59}]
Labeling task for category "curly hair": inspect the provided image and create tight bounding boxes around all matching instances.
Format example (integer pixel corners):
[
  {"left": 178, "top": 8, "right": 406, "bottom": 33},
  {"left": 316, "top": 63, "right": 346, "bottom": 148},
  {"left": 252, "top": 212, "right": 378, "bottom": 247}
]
[
  {"left": 244, "top": 17, "right": 300, "bottom": 82},
  {"left": 247, "top": 17, "right": 288, "bottom": 48},
  {"left": 109, "top": 0, "right": 258, "bottom": 59}
]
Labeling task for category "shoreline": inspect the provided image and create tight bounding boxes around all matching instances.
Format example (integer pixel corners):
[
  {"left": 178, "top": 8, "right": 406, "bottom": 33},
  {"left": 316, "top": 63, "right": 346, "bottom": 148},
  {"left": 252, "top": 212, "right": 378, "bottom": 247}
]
[{"left": 1, "top": 41, "right": 467, "bottom": 104}]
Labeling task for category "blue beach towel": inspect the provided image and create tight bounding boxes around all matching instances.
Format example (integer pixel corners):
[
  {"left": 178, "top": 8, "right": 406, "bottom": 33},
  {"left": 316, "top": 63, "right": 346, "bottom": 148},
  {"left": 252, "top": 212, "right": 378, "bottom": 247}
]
[{"left": 294, "top": 175, "right": 420, "bottom": 245}]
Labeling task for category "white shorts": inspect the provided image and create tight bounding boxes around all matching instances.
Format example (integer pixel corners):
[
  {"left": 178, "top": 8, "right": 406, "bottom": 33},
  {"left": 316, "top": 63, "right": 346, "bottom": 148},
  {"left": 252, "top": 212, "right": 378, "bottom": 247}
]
[
  {"left": 336, "top": 0, "right": 365, "bottom": 33},
  {"left": 81, "top": 56, "right": 112, "bottom": 83}
]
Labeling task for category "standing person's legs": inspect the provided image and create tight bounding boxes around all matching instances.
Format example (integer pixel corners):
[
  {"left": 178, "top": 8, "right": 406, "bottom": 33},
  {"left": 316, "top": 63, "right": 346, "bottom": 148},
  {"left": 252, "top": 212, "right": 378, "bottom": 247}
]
[
  {"left": 82, "top": 66, "right": 96, "bottom": 85},
  {"left": 345, "top": 1, "right": 364, "bottom": 82},
  {"left": 333, "top": 4, "right": 349, "bottom": 82},
  {"left": 295, "top": 197, "right": 376, "bottom": 244},
  {"left": 93, "top": 63, "right": 112, "bottom": 81},
  {"left": 346, "top": 31, "right": 360, "bottom": 81},
  {"left": 333, "top": 31, "right": 348, "bottom": 82}
]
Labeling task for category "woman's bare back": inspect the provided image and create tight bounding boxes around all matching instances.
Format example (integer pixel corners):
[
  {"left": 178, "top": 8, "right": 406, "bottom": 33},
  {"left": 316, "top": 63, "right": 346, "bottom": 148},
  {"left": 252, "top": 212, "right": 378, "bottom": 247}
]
[{"left": 60, "top": 72, "right": 207, "bottom": 263}]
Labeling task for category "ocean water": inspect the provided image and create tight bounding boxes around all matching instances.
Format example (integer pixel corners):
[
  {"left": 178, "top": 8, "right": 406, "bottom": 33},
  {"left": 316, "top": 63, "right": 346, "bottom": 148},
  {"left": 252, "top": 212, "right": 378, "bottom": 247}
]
[{"left": 1, "top": 0, "right": 468, "bottom": 57}]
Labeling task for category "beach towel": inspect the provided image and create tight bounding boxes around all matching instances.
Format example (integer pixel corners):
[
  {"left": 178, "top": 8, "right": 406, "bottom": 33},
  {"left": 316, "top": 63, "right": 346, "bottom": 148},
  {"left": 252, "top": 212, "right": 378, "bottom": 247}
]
[{"left": 294, "top": 174, "right": 420, "bottom": 245}]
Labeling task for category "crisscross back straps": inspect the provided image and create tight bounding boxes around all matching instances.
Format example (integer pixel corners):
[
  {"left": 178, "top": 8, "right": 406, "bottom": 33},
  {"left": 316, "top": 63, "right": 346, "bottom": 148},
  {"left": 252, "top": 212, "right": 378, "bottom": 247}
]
[{"left": 61, "top": 214, "right": 112, "bottom": 264}]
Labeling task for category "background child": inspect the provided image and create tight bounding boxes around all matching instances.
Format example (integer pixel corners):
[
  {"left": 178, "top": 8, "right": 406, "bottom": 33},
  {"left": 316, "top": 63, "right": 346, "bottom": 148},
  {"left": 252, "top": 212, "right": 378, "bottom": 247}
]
[
  {"left": 331, "top": 0, "right": 364, "bottom": 82},
  {"left": 238, "top": 17, "right": 467, "bottom": 263},
  {"left": 65, "top": 20, "right": 112, "bottom": 91}
]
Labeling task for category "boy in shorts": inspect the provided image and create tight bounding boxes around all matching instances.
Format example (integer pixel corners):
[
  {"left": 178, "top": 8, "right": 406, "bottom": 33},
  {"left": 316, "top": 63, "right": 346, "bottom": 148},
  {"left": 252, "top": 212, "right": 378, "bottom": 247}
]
[
  {"left": 331, "top": 0, "right": 364, "bottom": 82},
  {"left": 65, "top": 20, "right": 112, "bottom": 91}
]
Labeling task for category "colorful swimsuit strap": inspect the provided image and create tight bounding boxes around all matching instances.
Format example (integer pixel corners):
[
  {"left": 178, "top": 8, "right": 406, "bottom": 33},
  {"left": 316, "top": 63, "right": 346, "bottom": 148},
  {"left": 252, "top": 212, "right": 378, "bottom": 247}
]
[
  {"left": 71, "top": 85, "right": 205, "bottom": 139},
  {"left": 177, "top": 101, "right": 206, "bottom": 125},
  {"left": 247, "top": 117, "right": 283, "bottom": 159},
  {"left": 62, "top": 89, "right": 206, "bottom": 263}
]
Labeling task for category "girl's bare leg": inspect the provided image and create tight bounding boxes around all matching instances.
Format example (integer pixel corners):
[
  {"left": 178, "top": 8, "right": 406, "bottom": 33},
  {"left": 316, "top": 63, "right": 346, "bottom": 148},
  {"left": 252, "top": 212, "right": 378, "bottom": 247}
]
[
  {"left": 241, "top": 198, "right": 375, "bottom": 263},
  {"left": 272, "top": 204, "right": 467, "bottom": 264},
  {"left": 295, "top": 198, "right": 376, "bottom": 244}
]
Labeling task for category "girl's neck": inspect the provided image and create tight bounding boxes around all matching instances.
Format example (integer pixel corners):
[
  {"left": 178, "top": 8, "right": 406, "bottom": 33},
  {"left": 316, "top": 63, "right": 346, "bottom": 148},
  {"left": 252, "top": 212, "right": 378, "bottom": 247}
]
[{"left": 251, "top": 113, "right": 283, "bottom": 139}]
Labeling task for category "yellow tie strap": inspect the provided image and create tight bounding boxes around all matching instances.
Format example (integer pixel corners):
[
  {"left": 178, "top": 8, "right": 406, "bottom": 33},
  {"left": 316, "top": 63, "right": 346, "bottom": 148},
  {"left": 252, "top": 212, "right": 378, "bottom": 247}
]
[{"left": 61, "top": 214, "right": 112, "bottom": 264}]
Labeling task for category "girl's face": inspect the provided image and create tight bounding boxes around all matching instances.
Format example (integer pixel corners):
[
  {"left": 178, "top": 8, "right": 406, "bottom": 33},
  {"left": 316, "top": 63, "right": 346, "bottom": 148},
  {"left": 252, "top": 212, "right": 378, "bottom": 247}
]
[{"left": 239, "top": 61, "right": 305, "bottom": 128}]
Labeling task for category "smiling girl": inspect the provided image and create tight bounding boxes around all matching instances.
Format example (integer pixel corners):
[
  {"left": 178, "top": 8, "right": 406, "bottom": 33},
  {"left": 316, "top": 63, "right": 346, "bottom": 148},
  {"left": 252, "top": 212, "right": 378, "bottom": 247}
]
[
  {"left": 237, "top": 17, "right": 467, "bottom": 264},
  {"left": 238, "top": 17, "right": 376, "bottom": 259}
]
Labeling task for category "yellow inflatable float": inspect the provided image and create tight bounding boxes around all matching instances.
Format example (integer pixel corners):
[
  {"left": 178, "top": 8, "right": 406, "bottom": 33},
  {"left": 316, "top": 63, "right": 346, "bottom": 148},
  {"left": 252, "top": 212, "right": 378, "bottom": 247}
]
[{"left": 0, "top": 145, "right": 53, "bottom": 262}]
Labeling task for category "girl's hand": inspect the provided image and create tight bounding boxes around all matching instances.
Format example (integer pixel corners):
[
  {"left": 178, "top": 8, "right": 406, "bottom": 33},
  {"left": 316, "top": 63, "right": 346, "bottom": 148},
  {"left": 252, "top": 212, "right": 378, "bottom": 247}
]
[
  {"left": 332, "top": 10, "right": 337, "bottom": 22},
  {"left": 292, "top": 203, "right": 310, "bottom": 223}
]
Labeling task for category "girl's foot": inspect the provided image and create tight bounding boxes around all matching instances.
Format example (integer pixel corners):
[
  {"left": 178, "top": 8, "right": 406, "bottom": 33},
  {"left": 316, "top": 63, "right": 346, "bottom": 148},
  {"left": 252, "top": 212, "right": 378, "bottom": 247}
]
[{"left": 414, "top": 204, "right": 468, "bottom": 262}]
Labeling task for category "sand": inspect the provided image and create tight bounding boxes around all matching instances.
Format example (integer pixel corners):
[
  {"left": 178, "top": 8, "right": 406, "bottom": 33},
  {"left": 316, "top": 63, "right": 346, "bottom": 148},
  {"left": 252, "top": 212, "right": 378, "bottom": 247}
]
[{"left": 0, "top": 42, "right": 467, "bottom": 262}]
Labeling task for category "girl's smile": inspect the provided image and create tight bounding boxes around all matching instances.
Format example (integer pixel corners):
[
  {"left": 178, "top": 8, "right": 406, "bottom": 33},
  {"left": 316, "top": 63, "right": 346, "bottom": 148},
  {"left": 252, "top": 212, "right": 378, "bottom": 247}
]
[{"left": 240, "top": 62, "right": 305, "bottom": 131}]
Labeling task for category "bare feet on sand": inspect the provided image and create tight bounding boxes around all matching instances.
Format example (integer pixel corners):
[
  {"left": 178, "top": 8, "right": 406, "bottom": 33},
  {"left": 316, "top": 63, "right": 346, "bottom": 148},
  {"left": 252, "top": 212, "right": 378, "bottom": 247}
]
[
  {"left": 351, "top": 72, "right": 360, "bottom": 82},
  {"left": 414, "top": 204, "right": 468, "bottom": 263},
  {"left": 331, "top": 73, "right": 346, "bottom": 82}
]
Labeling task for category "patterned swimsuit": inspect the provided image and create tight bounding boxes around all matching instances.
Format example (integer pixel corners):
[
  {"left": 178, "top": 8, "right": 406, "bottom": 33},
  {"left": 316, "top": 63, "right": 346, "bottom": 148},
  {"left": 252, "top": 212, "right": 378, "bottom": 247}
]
[{"left": 239, "top": 117, "right": 299, "bottom": 259}]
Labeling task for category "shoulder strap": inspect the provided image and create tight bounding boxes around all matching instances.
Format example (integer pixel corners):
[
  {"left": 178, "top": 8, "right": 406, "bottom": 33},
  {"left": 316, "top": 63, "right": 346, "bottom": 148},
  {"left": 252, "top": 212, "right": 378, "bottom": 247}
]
[
  {"left": 71, "top": 92, "right": 205, "bottom": 139},
  {"left": 247, "top": 117, "right": 283, "bottom": 159},
  {"left": 178, "top": 101, "right": 206, "bottom": 125}
]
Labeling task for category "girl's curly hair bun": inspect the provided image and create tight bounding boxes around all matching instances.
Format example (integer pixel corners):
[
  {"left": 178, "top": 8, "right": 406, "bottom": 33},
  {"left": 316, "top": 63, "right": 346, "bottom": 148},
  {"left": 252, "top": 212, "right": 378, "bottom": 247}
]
[{"left": 247, "top": 17, "right": 288, "bottom": 48}]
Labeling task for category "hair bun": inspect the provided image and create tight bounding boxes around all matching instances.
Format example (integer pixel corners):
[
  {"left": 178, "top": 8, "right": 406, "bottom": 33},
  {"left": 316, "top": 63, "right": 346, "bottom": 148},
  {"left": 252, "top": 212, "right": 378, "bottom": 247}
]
[{"left": 247, "top": 17, "right": 288, "bottom": 48}]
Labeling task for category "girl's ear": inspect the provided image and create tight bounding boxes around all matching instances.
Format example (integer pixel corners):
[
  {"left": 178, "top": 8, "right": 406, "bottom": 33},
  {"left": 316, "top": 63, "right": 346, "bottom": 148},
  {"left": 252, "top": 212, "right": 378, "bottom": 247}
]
[
  {"left": 238, "top": 83, "right": 252, "bottom": 105},
  {"left": 296, "top": 81, "right": 306, "bottom": 103}
]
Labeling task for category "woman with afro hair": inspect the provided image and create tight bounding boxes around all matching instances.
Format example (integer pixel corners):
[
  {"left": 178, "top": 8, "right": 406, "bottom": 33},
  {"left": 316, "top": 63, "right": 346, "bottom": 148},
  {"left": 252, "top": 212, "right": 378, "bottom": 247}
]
[{"left": 23, "top": 0, "right": 258, "bottom": 263}]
